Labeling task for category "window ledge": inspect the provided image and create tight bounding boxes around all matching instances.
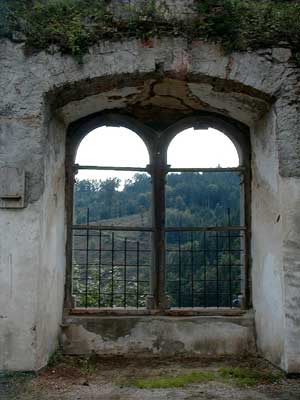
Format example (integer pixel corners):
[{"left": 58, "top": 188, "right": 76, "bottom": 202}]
[{"left": 65, "top": 307, "right": 248, "bottom": 318}]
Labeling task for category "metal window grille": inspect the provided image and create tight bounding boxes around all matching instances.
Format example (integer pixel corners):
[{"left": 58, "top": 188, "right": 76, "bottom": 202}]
[
  {"left": 72, "top": 214, "right": 152, "bottom": 309},
  {"left": 165, "top": 228, "right": 244, "bottom": 308},
  {"left": 70, "top": 163, "right": 248, "bottom": 310}
]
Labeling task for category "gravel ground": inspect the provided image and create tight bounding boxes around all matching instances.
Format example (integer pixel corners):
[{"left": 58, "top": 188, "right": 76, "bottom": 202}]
[{"left": 1, "top": 356, "right": 300, "bottom": 400}]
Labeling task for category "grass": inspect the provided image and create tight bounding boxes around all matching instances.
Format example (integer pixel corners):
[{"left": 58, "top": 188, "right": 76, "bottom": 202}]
[
  {"left": 131, "top": 367, "right": 283, "bottom": 389},
  {"left": 133, "top": 371, "right": 216, "bottom": 389},
  {"left": 219, "top": 366, "right": 283, "bottom": 386}
]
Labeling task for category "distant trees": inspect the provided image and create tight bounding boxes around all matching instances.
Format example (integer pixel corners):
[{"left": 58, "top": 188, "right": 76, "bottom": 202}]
[
  {"left": 74, "top": 171, "right": 240, "bottom": 227},
  {"left": 73, "top": 171, "right": 242, "bottom": 308}
]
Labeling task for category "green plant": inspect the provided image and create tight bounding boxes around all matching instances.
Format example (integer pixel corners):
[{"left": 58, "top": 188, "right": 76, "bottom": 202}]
[
  {"left": 47, "top": 347, "right": 64, "bottom": 367},
  {"left": 47, "top": 350, "right": 97, "bottom": 374},
  {"left": 0, "top": 0, "right": 113, "bottom": 61},
  {"left": 1, "top": 0, "right": 300, "bottom": 62},
  {"left": 129, "top": 366, "right": 283, "bottom": 389},
  {"left": 219, "top": 366, "right": 283, "bottom": 386},
  {"left": 193, "top": 0, "right": 300, "bottom": 56},
  {"left": 132, "top": 371, "right": 216, "bottom": 389}
]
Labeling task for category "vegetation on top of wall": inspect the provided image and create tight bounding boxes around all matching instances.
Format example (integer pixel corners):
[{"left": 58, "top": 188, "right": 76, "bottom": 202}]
[
  {"left": 194, "top": 0, "right": 300, "bottom": 56},
  {"left": 1, "top": 0, "right": 300, "bottom": 62}
]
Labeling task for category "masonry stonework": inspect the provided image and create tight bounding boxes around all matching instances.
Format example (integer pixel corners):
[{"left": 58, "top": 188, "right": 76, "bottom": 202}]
[{"left": 1, "top": 3, "right": 300, "bottom": 373}]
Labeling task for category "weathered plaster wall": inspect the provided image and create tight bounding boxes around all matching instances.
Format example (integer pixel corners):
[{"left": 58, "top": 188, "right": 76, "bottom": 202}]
[
  {"left": 252, "top": 106, "right": 300, "bottom": 374},
  {"left": 251, "top": 110, "right": 285, "bottom": 369},
  {"left": 0, "top": 12, "right": 300, "bottom": 371},
  {"left": 0, "top": 203, "right": 41, "bottom": 370},
  {"left": 280, "top": 177, "right": 300, "bottom": 373},
  {"left": 0, "top": 103, "right": 66, "bottom": 370},
  {"left": 35, "top": 116, "right": 66, "bottom": 369},
  {"left": 62, "top": 314, "right": 255, "bottom": 357}
]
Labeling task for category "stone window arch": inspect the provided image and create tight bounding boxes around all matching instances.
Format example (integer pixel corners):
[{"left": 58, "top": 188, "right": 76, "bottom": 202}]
[{"left": 65, "top": 113, "right": 250, "bottom": 312}]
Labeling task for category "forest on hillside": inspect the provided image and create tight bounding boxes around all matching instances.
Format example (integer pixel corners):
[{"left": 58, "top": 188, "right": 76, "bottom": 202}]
[
  {"left": 74, "top": 171, "right": 241, "bottom": 227},
  {"left": 72, "top": 172, "right": 243, "bottom": 309}
]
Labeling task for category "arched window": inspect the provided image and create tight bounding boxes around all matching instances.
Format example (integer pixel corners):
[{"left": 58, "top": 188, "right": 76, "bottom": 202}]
[
  {"left": 167, "top": 127, "right": 239, "bottom": 168},
  {"left": 72, "top": 126, "right": 152, "bottom": 309},
  {"left": 68, "top": 118, "right": 249, "bottom": 312},
  {"left": 74, "top": 126, "right": 151, "bottom": 226},
  {"left": 165, "top": 127, "right": 244, "bottom": 308}
]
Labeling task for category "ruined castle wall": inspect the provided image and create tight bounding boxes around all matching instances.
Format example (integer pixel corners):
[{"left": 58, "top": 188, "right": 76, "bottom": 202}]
[
  {"left": 251, "top": 110, "right": 285, "bottom": 368},
  {"left": 0, "top": 31, "right": 300, "bottom": 372},
  {"left": 35, "top": 116, "right": 66, "bottom": 369}
]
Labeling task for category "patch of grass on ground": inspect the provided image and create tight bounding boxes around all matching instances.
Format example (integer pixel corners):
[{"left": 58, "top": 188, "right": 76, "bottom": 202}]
[
  {"left": 130, "top": 366, "right": 283, "bottom": 389},
  {"left": 219, "top": 366, "right": 283, "bottom": 387},
  {"left": 133, "top": 371, "right": 216, "bottom": 389}
]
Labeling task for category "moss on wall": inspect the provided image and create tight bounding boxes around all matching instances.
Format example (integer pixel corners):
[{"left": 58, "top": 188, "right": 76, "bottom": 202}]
[{"left": 1, "top": 0, "right": 300, "bottom": 62}]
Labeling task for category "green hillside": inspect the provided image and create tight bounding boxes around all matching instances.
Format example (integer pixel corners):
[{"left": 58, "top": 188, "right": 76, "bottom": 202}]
[{"left": 73, "top": 172, "right": 242, "bottom": 308}]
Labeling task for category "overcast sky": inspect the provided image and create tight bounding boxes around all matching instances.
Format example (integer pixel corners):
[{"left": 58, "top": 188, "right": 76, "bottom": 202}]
[{"left": 75, "top": 126, "right": 239, "bottom": 184}]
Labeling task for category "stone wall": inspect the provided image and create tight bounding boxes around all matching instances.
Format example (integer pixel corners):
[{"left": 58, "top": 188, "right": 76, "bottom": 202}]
[
  {"left": 0, "top": 6, "right": 300, "bottom": 372},
  {"left": 62, "top": 314, "right": 256, "bottom": 357}
]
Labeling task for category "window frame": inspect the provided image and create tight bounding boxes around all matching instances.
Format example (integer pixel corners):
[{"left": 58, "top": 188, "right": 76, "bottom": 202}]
[{"left": 65, "top": 113, "right": 251, "bottom": 314}]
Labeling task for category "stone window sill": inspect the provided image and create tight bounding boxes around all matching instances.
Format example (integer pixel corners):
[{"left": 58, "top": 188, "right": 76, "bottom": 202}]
[{"left": 65, "top": 307, "right": 248, "bottom": 318}]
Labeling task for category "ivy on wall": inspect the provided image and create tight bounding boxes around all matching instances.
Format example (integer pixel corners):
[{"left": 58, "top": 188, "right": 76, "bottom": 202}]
[{"left": 1, "top": 0, "right": 300, "bottom": 62}]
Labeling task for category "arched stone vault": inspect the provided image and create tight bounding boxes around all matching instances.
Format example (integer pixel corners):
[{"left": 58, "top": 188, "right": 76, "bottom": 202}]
[{"left": 0, "top": 32, "right": 300, "bottom": 373}]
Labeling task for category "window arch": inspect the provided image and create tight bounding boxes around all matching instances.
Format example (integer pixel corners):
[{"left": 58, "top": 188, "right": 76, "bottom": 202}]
[
  {"left": 71, "top": 125, "right": 152, "bottom": 309},
  {"left": 165, "top": 127, "right": 245, "bottom": 308},
  {"left": 75, "top": 126, "right": 149, "bottom": 169},
  {"left": 167, "top": 127, "right": 239, "bottom": 168},
  {"left": 67, "top": 115, "right": 250, "bottom": 312}
]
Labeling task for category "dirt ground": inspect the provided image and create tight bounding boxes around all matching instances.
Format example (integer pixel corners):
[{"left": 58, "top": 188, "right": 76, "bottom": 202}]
[{"left": 1, "top": 356, "right": 300, "bottom": 400}]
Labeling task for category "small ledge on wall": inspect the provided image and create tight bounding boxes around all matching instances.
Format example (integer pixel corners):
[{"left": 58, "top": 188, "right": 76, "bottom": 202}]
[{"left": 65, "top": 307, "right": 248, "bottom": 318}]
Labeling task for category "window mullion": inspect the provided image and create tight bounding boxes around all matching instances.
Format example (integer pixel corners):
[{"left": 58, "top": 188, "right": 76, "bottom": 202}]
[{"left": 150, "top": 156, "right": 168, "bottom": 310}]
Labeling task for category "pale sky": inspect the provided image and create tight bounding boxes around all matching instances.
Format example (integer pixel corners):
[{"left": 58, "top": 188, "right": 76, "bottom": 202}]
[{"left": 75, "top": 126, "right": 239, "bottom": 183}]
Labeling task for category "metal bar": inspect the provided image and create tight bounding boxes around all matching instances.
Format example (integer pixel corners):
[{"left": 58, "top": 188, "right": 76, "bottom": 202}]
[
  {"left": 85, "top": 208, "right": 90, "bottom": 308},
  {"left": 75, "top": 165, "right": 147, "bottom": 172},
  {"left": 191, "top": 232, "right": 194, "bottom": 308},
  {"left": 204, "top": 232, "right": 207, "bottom": 308},
  {"left": 165, "top": 264, "right": 243, "bottom": 268},
  {"left": 166, "top": 249, "right": 243, "bottom": 254},
  {"left": 216, "top": 232, "right": 219, "bottom": 308},
  {"left": 73, "top": 225, "right": 245, "bottom": 233},
  {"left": 74, "top": 278, "right": 150, "bottom": 284},
  {"left": 165, "top": 226, "right": 246, "bottom": 232},
  {"left": 72, "top": 248, "right": 152, "bottom": 253},
  {"left": 111, "top": 232, "right": 114, "bottom": 307},
  {"left": 98, "top": 230, "right": 102, "bottom": 308},
  {"left": 163, "top": 279, "right": 241, "bottom": 283},
  {"left": 136, "top": 241, "right": 140, "bottom": 308},
  {"left": 75, "top": 165, "right": 244, "bottom": 173},
  {"left": 124, "top": 238, "right": 127, "bottom": 308},
  {"left": 178, "top": 233, "right": 182, "bottom": 308},
  {"left": 227, "top": 209, "right": 233, "bottom": 308},
  {"left": 65, "top": 144, "right": 77, "bottom": 309},
  {"left": 150, "top": 157, "right": 166, "bottom": 310},
  {"left": 72, "top": 224, "right": 154, "bottom": 232},
  {"left": 74, "top": 262, "right": 151, "bottom": 268},
  {"left": 168, "top": 167, "right": 245, "bottom": 173}
]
